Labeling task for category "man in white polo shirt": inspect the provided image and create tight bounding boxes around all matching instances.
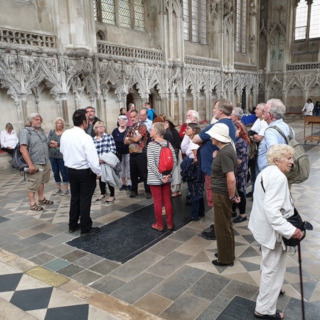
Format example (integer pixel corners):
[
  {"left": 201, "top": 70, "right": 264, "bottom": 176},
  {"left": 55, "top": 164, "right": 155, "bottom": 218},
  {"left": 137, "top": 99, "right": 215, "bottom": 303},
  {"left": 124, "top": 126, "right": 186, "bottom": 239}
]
[{"left": 60, "top": 109, "right": 101, "bottom": 236}]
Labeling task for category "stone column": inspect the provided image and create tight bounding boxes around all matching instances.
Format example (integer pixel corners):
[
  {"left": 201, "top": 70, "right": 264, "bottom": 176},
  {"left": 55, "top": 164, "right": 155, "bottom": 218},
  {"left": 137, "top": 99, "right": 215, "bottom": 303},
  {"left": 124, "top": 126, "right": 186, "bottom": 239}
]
[
  {"left": 15, "top": 99, "right": 26, "bottom": 131},
  {"left": 56, "top": 0, "right": 97, "bottom": 52},
  {"left": 61, "top": 97, "right": 69, "bottom": 127},
  {"left": 194, "top": 92, "right": 199, "bottom": 112},
  {"left": 205, "top": 91, "right": 211, "bottom": 121},
  {"left": 249, "top": 0, "right": 258, "bottom": 65}
]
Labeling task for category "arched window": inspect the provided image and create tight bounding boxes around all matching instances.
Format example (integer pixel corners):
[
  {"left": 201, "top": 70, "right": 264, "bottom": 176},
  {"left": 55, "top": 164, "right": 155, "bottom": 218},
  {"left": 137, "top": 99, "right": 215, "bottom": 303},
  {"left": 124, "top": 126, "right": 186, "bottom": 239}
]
[
  {"left": 235, "top": 0, "right": 247, "bottom": 53},
  {"left": 183, "top": 0, "right": 207, "bottom": 44},
  {"left": 93, "top": 0, "right": 145, "bottom": 31},
  {"left": 295, "top": 0, "right": 320, "bottom": 40}
]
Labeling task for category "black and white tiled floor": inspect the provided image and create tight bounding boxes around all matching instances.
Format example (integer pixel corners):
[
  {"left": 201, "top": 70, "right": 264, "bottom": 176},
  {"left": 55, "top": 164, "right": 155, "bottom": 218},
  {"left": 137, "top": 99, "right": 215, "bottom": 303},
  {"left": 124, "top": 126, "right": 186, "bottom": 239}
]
[
  {"left": 0, "top": 261, "right": 121, "bottom": 320},
  {"left": 0, "top": 117, "right": 320, "bottom": 320}
]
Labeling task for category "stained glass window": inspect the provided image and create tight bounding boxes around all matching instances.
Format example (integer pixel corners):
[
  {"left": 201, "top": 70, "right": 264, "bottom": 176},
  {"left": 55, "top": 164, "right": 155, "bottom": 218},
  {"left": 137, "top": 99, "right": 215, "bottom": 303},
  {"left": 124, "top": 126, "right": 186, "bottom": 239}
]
[
  {"left": 309, "top": 0, "right": 320, "bottom": 38},
  {"left": 191, "top": 0, "right": 199, "bottom": 42},
  {"left": 95, "top": 0, "right": 145, "bottom": 31},
  {"left": 183, "top": 0, "right": 189, "bottom": 41},
  {"left": 200, "top": 0, "right": 207, "bottom": 44},
  {"left": 183, "top": 0, "right": 207, "bottom": 44},
  {"left": 119, "top": 0, "right": 131, "bottom": 28},
  {"left": 295, "top": 0, "right": 308, "bottom": 40},
  {"left": 134, "top": 0, "right": 145, "bottom": 31},
  {"left": 235, "top": 0, "right": 247, "bottom": 53},
  {"left": 295, "top": 0, "right": 320, "bottom": 40},
  {"left": 101, "top": 0, "right": 115, "bottom": 25},
  {"left": 241, "top": 0, "right": 247, "bottom": 53}
]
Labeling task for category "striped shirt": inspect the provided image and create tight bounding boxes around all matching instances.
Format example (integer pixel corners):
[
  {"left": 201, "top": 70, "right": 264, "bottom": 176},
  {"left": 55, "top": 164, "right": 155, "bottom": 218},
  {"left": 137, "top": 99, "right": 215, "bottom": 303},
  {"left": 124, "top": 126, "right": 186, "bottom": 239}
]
[
  {"left": 147, "top": 140, "right": 177, "bottom": 185},
  {"left": 93, "top": 133, "right": 116, "bottom": 156}
]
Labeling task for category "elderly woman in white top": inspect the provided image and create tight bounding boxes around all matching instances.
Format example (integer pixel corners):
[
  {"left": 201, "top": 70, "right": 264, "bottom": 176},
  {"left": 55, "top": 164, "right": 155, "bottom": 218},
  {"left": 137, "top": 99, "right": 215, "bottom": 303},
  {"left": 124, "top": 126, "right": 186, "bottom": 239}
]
[
  {"left": 248, "top": 144, "right": 304, "bottom": 320},
  {"left": 1, "top": 123, "right": 19, "bottom": 155}
]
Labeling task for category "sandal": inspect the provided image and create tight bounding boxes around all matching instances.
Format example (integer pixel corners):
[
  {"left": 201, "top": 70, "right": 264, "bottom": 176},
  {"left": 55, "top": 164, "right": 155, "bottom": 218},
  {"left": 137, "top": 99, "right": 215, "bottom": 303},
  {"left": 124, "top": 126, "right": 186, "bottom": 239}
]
[
  {"left": 30, "top": 203, "right": 43, "bottom": 211},
  {"left": 96, "top": 194, "right": 106, "bottom": 201},
  {"left": 171, "top": 192, "right": 181, "bottom": 197},
  {"left": 254, "top": 311, "right": 284, "bottom": 319},
  {"left": 38, "top": 198, "right": 54, "bottom": 205},
  {"left": 151, "top": 223, "right": 164, "bottom": 232},
  {"left": 105, "top": 196, "right": 115, "bottom": 204}
]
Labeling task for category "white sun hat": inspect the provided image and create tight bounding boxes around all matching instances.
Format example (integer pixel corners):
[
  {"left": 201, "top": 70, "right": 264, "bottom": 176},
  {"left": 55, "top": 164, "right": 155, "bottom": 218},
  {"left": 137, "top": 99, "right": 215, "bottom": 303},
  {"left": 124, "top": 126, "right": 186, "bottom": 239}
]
[{"left": 206, "top": 123, "right": 231, "bottom": 143}]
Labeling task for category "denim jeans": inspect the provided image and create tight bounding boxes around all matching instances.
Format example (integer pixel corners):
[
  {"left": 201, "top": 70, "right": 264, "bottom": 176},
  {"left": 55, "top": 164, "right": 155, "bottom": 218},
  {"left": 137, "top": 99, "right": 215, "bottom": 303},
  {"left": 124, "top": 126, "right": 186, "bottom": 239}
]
[{"left": 49, "top": 157, "right": 69, "bottom": 183}]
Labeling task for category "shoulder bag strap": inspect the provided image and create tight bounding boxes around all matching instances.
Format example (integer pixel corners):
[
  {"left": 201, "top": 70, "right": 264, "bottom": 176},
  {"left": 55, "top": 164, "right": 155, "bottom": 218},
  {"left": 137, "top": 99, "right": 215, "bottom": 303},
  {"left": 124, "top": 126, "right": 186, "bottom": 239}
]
[{"left": 269, "top": 126, "right": 289, "bottom": 144}]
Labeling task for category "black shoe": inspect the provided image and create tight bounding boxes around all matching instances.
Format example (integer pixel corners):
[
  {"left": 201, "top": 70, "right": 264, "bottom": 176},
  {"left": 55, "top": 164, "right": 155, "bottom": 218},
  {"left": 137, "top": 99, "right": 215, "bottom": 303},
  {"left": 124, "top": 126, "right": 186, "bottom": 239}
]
[
  {"left": 210, "top": 224, "right": 215, "bottom": 231},
  {"left": 233, "top": 215, "right": 247, "bottom": 223},
  {"left": 184, "top": 216, "right": 199, "bottom": 223},
  {"left": 130, "top": 191, "right": 138, "bottom": 198},
  {"left": 119, "top": 185, "right": 127, "bottom": 191},
  {"left": 246, "top": 191, "right": 253, "bottom": 198},
  {"left": 69, "top": 223, "right": 80, "bottom": 233},
  {"left": 145, "top": 192, "right": 152, "bottom": 199},
  {"left": 212, "top": 259, "right": 234, "bottom": 267},
  {"left": 126, "top": 185, "right": 132, "bottom": 191},
  {"left": 232, "top": 212, "right": 237, "bottom": 218},
  {"left": 201, "top": 230, "right": 216, "bottom": 240},
  {"left": 80, "top": 227, "right": 100, "bottom": 237}
]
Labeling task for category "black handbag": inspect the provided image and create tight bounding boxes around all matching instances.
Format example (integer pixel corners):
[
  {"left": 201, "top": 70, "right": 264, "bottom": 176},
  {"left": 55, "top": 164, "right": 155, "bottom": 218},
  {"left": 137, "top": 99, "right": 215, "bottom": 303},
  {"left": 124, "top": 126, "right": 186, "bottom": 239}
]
[{"left": 282, "top": 208, "right": 306, "bottom": 247}]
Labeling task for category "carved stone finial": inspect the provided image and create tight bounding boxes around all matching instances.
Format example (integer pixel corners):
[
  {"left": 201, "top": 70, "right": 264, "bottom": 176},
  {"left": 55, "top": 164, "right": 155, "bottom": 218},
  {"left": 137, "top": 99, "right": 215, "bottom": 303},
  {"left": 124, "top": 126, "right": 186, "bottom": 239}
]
[{"left": 249, "top": 1, "right": 256, "bottom": 16}]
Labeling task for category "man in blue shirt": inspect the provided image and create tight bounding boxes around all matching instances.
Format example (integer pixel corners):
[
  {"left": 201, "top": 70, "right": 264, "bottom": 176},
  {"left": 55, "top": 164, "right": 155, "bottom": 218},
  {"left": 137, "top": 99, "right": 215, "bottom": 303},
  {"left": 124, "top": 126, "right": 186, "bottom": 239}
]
[
  {"left": 193, "top": 99, "right": 236, "bottom": 240},
  {"left": 257, "top": 99, "right": 293, "bottom": 173}
]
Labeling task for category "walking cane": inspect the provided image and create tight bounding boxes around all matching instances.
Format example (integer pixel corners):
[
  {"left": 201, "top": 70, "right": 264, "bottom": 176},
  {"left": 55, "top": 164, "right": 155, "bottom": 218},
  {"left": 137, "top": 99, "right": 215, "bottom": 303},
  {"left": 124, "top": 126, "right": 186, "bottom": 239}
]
[{"left": 297, "top": 242, "right": 305, "bottom": 320}]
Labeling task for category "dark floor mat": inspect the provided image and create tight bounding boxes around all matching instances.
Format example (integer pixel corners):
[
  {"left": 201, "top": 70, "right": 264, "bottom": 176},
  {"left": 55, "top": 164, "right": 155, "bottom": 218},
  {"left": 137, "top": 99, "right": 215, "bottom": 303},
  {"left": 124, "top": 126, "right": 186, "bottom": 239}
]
[
  {"left": 217, "top": 295, "right": 320, "bottom": 320},
  {"left": 217, "top": 296, "right": 257, "bottom": 320},
  {"left": 67, "top": 196, "right": 209, "bottom": 263}
]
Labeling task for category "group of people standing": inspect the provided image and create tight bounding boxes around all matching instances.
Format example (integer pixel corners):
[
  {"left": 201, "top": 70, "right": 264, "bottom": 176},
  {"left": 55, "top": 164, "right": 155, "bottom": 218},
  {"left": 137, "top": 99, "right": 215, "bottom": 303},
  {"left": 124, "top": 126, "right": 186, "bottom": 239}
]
[{"left": 8, "top": 96, "right": 306, "bottom": 320}]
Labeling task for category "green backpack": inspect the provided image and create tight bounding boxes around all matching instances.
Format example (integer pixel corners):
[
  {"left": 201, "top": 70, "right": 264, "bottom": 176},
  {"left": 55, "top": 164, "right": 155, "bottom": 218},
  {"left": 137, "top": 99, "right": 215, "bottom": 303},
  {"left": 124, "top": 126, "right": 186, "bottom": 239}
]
[{"left": 270, "top": 126, "right": 310, "bottom": 184}]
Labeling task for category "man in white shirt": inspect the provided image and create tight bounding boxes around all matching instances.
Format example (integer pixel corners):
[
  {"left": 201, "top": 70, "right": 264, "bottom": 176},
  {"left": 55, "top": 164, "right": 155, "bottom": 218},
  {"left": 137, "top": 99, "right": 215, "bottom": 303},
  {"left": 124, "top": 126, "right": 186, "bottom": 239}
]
[
  {"left": 257, "top": 99, "right": 293, "bottom": 173},
  {"left": 60, "top": 109, "right": 101, "bottom": 236},
  {"left": 247, "top": 103, "right": 268, "bottom": 196}
]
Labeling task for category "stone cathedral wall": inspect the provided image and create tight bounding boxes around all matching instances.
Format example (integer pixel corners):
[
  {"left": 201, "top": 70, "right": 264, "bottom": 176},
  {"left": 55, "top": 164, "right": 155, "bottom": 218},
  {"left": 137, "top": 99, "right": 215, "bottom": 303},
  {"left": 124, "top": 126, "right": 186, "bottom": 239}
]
[{"left": 0, "top": 0, "right": 319, "bottom": 137}]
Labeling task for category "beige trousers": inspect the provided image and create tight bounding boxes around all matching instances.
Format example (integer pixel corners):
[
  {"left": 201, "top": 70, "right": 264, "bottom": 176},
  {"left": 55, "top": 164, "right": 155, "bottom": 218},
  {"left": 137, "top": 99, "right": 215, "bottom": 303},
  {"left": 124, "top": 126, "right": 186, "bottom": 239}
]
[{"left": 256, "top": 242, "right": 287, "bottom": 315}]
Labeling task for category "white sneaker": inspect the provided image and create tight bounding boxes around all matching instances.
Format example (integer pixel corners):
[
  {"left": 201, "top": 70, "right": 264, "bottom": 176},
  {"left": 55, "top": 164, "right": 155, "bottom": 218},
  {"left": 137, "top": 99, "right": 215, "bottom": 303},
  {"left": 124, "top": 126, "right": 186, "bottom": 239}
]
[
  {"left": 61, "top": 190, "right": 69, "bottom": 196},
  {"left": 54, "top": 189, "right": 62, "bottom": 195}
]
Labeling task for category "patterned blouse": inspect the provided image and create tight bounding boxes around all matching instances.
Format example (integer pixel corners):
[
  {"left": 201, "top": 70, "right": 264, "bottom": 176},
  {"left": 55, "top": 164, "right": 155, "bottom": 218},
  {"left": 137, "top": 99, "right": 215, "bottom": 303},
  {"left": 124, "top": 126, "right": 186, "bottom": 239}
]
[
  {"left": 93, "top": 133, "right": 116, "bottom": 156},
  {"left": 235, "top": 137, "right": 249, "bottom": 192}
]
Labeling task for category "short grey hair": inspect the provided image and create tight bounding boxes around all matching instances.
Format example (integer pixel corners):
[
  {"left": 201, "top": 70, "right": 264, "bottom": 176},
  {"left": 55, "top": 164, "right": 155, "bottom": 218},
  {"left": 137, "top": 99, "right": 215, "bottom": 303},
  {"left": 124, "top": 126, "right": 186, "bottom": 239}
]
[
  {"left": 267, "top": 144, "right": 293, "bottom": 165},
  {"left": 232, "top": 107, "right": 243, "bottom": 119},
  {"left": 85, "top": 106, "right": 95, "bottom": 112},
  {"left": 267, "top": 99, "right": 286, "bottom": 120},
  {"left": 152, "top": 122, "right": 166, "bottom": 137},
  {"left": 256, "top": 103, "right": 265, "bottom": 110},
  {"left": 186, "top": 110, "right": 199, "bottom": 123},
  {"left": 215, "top": 99, "right": 233, "bottom": 116},
  {"left": 25, "top": 113, "right": 43, "bottom": 127}
]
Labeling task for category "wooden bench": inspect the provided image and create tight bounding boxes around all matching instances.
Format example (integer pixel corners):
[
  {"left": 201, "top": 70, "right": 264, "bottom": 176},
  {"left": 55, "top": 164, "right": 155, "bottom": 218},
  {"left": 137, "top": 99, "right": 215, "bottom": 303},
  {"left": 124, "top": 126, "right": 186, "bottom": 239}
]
[{"left": 303, "top": 116, "right": 320, "bottom": 144}]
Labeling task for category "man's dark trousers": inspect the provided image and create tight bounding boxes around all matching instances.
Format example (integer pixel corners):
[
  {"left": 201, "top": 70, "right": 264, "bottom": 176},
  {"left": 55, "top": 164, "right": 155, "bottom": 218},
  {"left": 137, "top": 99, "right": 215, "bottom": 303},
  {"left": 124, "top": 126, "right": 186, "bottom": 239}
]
[
  {"left": 130, "top": 153, "right": 150, "bottom": 193},
  {"left": 68, "top": 168, "right": 96, "bottom": 233}
]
